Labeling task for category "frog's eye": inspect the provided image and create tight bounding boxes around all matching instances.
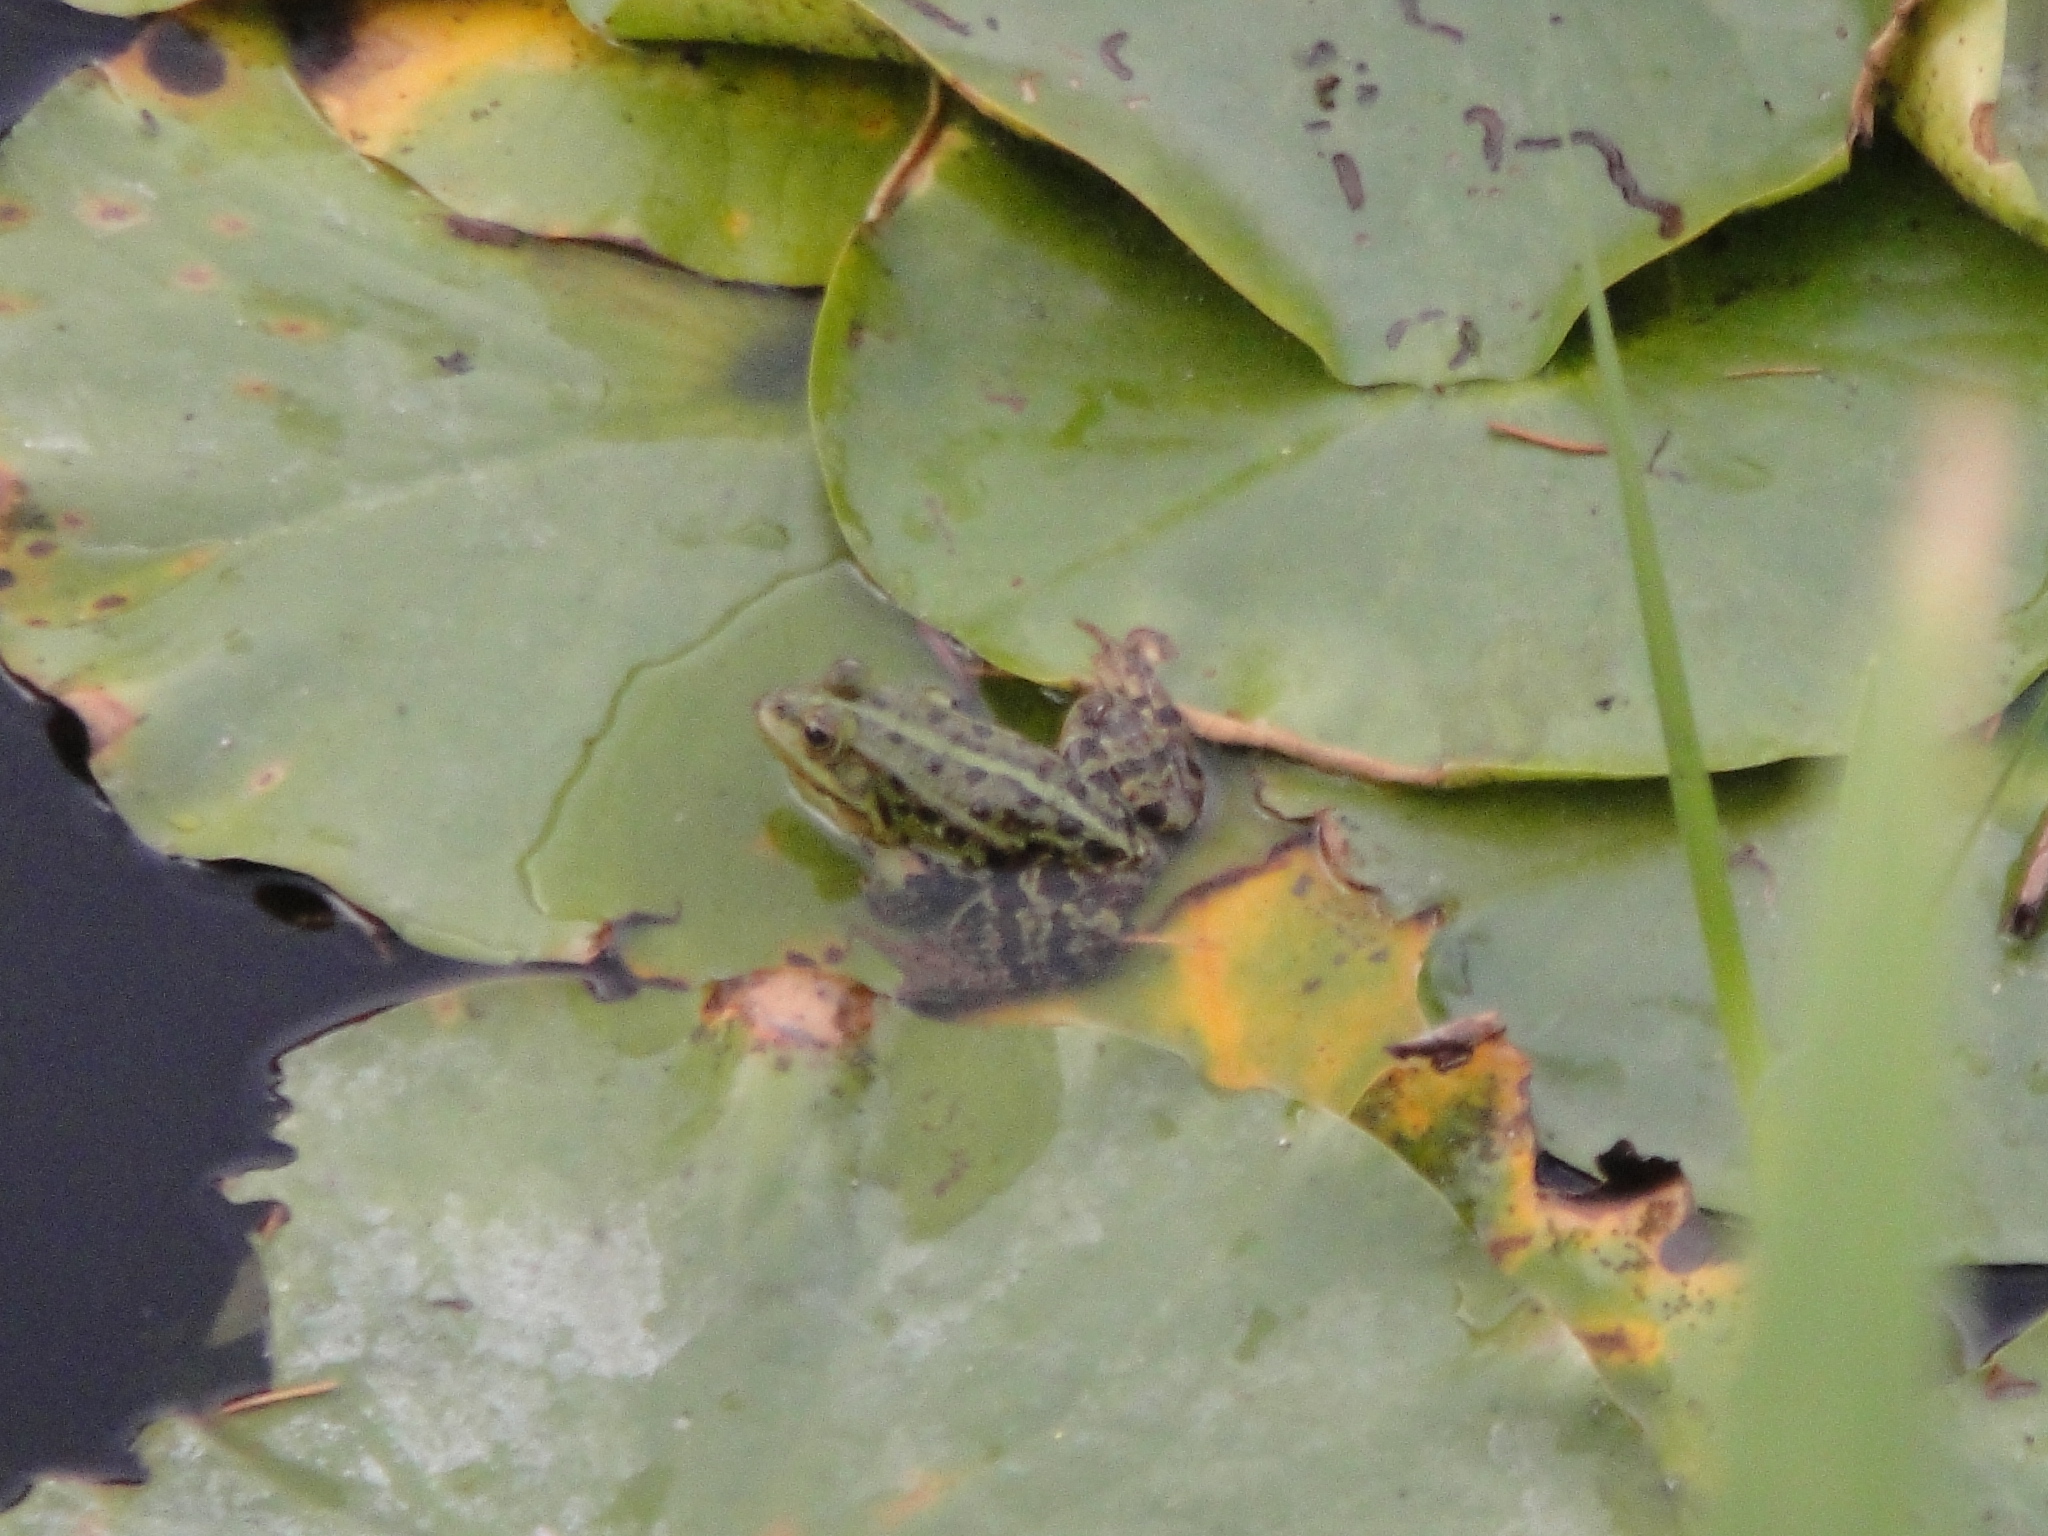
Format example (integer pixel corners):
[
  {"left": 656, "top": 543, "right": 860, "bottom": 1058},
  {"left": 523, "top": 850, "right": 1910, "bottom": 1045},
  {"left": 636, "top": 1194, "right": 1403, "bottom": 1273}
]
[{"left": 801, "top": 717, "right": 836, "bottom": 751}]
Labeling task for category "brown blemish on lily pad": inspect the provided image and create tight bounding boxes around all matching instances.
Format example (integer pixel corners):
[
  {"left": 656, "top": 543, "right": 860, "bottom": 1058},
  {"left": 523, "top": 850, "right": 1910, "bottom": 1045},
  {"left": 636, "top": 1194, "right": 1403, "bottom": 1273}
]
[
  {"left": 140, "top": 16, "right": 229, "bottom": 97},
  {"left": 210, "top": 212, "right": 252, "bottom": 238},
  {"left": 262, "top": 315, "right": 330, "bottom": 342},
  {"left": 247, "top": 761, "right": 290, "bottom": 795},
  {"left": 232, "top": 377, "right": 278, "bottom": 402},
  {"left": 702, "top": 966, "right": 876, "bottom": 1052},
  {"left": 0, "top": 294, "right": 37, "bottom": 318},
  {"left": 91, "top": 593, "right": 129, "bottom": 612},
  {"left": 77, "top": 195, "right": 149, "bottom": 234},
  {"left": 62, "top": 688, "right": 140, "bottom": 755},
  {"left": 172, "top": 263, "right": 221, "bottom": 293},
  {"left": 0, "top": 202, "right": 31, "bottom": 231}
]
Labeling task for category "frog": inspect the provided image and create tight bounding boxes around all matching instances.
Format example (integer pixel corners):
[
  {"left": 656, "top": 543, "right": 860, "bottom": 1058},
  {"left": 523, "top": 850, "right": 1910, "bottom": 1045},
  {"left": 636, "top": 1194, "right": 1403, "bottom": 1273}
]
[{"left": 755, "top": 625, "right": 1204, "bottom": 1014}]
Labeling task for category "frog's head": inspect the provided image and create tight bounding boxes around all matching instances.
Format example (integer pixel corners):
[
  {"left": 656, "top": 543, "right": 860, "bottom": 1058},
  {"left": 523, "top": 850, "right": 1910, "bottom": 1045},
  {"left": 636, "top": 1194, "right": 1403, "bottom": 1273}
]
[{"left": 755, "top": 684, "right": 887, "bottom": 839}]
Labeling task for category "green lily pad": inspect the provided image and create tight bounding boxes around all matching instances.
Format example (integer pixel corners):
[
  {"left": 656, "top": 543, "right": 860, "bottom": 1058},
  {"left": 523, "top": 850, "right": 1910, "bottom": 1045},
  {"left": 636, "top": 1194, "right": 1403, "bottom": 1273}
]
[
  {"left": 571, "top": 0, "right": 918, "bottom": 61},
  {"left": 1261, "top": 731, "right": 2048, "bottom": 1258},
  {"left": 812, "top": 109, "right": 2048, "bottom": 779},
  {"left": 839, "top": 0, "right": 1863, "bottom": 384},
  {"left": 0, "top": 979, "right": 1682, "bottom": 1533},
  {"left": 1948, "top": 1305, "right": 2048, "bottom": 1526},
  {"left": 294, "top": 0, "right": 926, "bottom": 289},
  {"left": 0, "top": 8, "right": 838, "bottom": 962},
  {"left": 523, "top": 559, "right": 940, "bottom": 986}
]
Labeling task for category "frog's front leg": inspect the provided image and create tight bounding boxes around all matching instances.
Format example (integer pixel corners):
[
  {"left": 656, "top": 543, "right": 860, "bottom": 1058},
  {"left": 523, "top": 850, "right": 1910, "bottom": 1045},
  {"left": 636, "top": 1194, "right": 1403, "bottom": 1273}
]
[{"left": 1061, "top": 625, "right": 1205, "bottom": 834}]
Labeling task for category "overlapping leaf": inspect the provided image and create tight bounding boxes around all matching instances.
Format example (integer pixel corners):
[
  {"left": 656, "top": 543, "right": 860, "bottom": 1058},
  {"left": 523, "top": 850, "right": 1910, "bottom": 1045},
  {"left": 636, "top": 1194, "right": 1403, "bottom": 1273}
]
[
  {"left": 813, "top": 108, "right": 2048, "bottom": 779},
  {"left": 570, "top": 0, "right": 917, "bottom": 60},
  {"left": 1260, "top": 740, "right": 2048, "bottom": 1260},
  {"left": 0, "top": 980, "right": 1682, "bottom": 1533},
  {"left": 839, "top": 0, "right": 1865, "bottom": 384},
  {"left": 0, "top": 3, "right": 841, "bottom": 961},
  {"left": 293, "top": 0, "right": 925, "bottom": 288}
]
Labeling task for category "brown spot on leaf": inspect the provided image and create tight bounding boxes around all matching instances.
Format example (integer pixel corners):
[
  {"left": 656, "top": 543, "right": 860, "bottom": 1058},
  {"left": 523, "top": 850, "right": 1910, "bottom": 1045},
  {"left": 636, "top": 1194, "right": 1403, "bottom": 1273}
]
[
  {"left": 262, "top": 315, "right": 329, "bottom": 342},
  {"left": 1569, "top": 129, "right": 1683, "bottom": 238},
  {"left": 0, "top": 570, "right": 15, "bottom": 591},
  {"left": 445, "top": 214, "right": 525, "bottom": 247},
  {"left": 172, "top": 262, "right": 220, "bottom": 293},
  {"left": 0, "top": 202, "right": 30, "bottom": 230},
  {"left": 1447, "top": 318, "right": 1480, "bottom": 369},
  {"left": 434, "top": 350, "right": 473, "bottom": 375},
  {"left": 209, "top": 212, "right": 252, "bottom": 237},
  {"left": 1972, "top": 100, "right": 2002, "bottom": 161},
  {"left": 1386, "top": 1010, "right": 1503, "bottom": 1071},
  {"left": 1331, "top": 152, "right": 1365, "bottom": 210},
  {"left": 77, "top": 195, "right": 148, "bottom": 234},
  {"left": 91, "top": 593, "right": 129, "bottom": 612},
  {"left": 61, "top": 688, "right": 139, "bottom": 755},
  {"left": 1985, "top": 1362, "right": 2041, "bottom": 1400},
  {"left": 1099, "top": 30, "right": 1134, "bottom": 80},
  {"left": 140, "top": 15, "right": 228, "bottom": 96},
  {"left": 1462, "top": 105, "right": 1506, "bottom": 171},
  {"left": 1397, "top": 0, "right": 1464, "bottom": 42},
  {"left": 247, "top": 761, "right": 289, "bottom": 794},
  {"left": 702, "top": 966, "right": 876, "bottom": 1052},
  {"left": 900, "top": 0, "right": 973, "bottom": 35},
  {"left": 0, "top": 293, "right": 36, "bottom": 318},
  {"left": 232, "top": 377, "right": 278, "bottom": 403},
  {"left": 24, "top": 540, "right": 55, "bottom": 559}
]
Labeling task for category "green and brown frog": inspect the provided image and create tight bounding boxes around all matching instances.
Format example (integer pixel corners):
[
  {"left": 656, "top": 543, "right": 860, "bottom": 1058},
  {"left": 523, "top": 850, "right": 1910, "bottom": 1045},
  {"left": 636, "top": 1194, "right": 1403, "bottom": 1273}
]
[{"left": 756, "top": 625, "right": 1203, "bottom": 1013}]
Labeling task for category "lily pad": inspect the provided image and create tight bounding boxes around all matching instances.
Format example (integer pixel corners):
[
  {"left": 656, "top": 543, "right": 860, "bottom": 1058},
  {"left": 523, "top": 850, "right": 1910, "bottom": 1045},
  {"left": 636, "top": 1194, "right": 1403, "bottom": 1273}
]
[
  {"left": 0, "top": 6, "right": 838, "bottom": 961},
  {"left": 1260, "top": 727, "right": 2048, "bottom": 1260},
  {"left": 294, "top": 0, "right": 927, "bottom": 288},
  {"left": 570, "top": 0, "right": 918, "bottom": 62},
  {"left": 839, "top": 0, "right": 1864, "bottom": 384},
  {"left": 523, "top": 559, "right": 941, "bottom": 987},
  {"left": 0, "top": 980, "right": 1681, "bottom": 1532},
  {"left": 812, "top": 108, "right": 2048, "bottom": 779},
  {"left": 1889, "top": 0, "right": 2048, "bottom": 244}
]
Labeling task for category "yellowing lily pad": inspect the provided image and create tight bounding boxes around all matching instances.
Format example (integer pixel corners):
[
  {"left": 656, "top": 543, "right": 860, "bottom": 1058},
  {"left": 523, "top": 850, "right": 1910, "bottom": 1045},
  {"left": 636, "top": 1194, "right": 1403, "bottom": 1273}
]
[
  {"left": 295, "top": 0, "right": 927, "bottom": 288},
  {"left": 0, "top": 6, "right": 838, "bottom": 961},
  {"left": 998, "top": 832, "right": 1438, "bottom": 1116}
]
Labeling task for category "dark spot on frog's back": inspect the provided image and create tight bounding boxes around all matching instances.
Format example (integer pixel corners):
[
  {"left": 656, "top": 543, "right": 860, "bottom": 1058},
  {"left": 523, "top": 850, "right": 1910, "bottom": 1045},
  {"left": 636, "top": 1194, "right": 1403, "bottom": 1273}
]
[
  {"left": 728, "top": 313, "right": 816, "bottom": 405},
  {"left": 140, "top": 16, "right": 227, "bottom": 96}
]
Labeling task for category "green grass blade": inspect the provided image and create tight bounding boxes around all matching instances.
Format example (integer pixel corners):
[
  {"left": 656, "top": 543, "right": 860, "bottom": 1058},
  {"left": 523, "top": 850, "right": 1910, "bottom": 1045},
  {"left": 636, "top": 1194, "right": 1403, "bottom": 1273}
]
[
  {"left": 1580, "top": 263, "right": 1766, "bottom": 1110},
  {"left": 1705, "top": 398, "right": 2007, "bottom": 1536}
]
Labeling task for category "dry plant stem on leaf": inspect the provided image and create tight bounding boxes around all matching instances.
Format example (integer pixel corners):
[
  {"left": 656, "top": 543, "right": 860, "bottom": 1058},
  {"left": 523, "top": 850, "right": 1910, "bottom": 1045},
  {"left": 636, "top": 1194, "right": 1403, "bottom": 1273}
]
[{"left": 1852, "top": 0, "right": 1931, "bottom": 143}]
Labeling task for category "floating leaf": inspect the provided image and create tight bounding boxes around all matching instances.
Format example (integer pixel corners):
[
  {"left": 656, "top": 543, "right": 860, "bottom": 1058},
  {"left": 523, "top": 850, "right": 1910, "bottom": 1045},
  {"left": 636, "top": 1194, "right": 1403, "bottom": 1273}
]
[
  {"left": 1262, "top": 733, "right": 2048, "bottom": 1260},
  {"left": 0, "top": 981, "right": 1683, "bottom": 1533},
  {"left": 840, "top": 0, "right": 1864, "bottom": 384},
  {"left": 1889, "top": 0, "right": 2048, "bottom": 245},
  {"left": 570, "top": 0, "right": 917, "bottom": 61},
  {"left": 523, "top": 560, "right": 944, "bottom": 987},
  {"left": 295, "top": 0, "right": 927, "bottom": 288},
  {"left": 999, "top": 833, "right": 1438, "bottom": 1116},
  {"left": 1355, "top": 1029, "right": 1743, "bottom": 1490},
  {"left": 0, "top": 6, "right": 837, "bottom": 961},
  {"left": 813, "top": 108, "right": 2048, "bottom": 779}
]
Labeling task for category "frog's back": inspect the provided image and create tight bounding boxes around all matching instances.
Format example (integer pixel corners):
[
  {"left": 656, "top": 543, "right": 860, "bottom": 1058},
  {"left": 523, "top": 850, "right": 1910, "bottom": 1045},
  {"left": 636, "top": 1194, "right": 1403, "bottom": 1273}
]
[{"left": 847, "top": 688, "right": 1138, "bottom": 861}]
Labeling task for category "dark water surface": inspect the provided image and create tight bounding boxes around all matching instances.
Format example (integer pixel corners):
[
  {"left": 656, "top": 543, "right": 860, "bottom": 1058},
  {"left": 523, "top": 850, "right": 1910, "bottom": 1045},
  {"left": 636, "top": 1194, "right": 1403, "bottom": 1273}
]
[{"left": 0, "top": 668, "right": 488, "bottom": 1503}]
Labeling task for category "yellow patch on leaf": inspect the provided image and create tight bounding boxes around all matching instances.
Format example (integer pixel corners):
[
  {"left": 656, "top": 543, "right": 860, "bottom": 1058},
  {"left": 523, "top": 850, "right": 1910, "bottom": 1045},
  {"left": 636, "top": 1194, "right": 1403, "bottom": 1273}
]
[
  {"left": 1354, "top": 1033, "right": 1744, "bottom": 1483},
  {"left": 996, "top": 834, "right": 1439, "bottom": 1114},
  {"left": 301, "top": 0, "right": 593, "bottom": 157}
]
